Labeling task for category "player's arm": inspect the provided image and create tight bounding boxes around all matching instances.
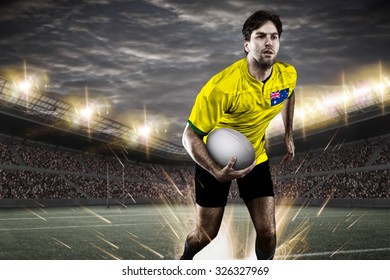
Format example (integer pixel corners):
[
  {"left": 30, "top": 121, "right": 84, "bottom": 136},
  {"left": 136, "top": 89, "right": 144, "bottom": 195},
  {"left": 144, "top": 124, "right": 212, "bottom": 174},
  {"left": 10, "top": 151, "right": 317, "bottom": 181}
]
[
  {"left": 182, "top": 123, "right": 255, "bottom": 182},
  {"left": 281, "top": 91, "right": 295, "bottom": 162}
]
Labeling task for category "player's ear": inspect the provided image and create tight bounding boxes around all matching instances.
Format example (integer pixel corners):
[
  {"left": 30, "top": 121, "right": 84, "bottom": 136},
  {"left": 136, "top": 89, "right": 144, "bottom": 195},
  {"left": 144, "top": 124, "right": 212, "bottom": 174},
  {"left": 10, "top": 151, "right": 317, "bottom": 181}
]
[{"left": 244, "top": 40, "right": 250, "bottom": 54}]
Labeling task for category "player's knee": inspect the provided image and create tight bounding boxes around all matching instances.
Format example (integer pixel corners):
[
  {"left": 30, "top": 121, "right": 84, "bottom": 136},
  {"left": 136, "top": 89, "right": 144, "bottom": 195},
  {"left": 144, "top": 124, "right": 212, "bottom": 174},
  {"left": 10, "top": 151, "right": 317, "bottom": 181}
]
[{"left": 257, "top": 227, "right": 276, "bottom": 243}]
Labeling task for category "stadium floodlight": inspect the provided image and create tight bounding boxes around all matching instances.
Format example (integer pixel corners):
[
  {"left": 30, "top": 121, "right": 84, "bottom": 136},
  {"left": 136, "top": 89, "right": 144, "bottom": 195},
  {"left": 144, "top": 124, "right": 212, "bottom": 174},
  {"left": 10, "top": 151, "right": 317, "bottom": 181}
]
[
  {"left": 80, "top": 106, "right": 93, "bottom": 120},
  {"left": 18, "top": 79, "right": 32, "bottom": 93},
  {"left": 139, "top": 124, "right": 151, "bottom": 138},
  {"left": 374, "top": 82, "right": 385, "bottom": 92}
]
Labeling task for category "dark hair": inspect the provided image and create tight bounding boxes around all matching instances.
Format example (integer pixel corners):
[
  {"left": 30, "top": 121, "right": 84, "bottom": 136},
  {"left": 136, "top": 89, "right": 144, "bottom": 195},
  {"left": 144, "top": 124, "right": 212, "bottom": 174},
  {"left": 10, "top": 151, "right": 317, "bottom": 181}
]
[{"left": 242, "top": 10, "right": 283, "bottom": 41}]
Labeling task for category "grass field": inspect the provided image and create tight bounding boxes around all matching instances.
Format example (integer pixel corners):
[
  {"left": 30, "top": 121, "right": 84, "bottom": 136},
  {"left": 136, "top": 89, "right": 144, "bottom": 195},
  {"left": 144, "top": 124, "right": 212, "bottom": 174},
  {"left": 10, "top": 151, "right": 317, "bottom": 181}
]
[{"left": 0, "top": 203, "right": 388, "bottom": 260}]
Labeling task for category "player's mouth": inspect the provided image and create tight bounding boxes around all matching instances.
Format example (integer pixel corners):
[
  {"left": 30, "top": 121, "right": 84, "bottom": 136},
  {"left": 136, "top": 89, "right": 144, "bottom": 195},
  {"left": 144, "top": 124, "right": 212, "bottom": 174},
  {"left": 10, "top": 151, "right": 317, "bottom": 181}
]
[{"left": 262, "top": 49, "right": 274, "bottom": 55}]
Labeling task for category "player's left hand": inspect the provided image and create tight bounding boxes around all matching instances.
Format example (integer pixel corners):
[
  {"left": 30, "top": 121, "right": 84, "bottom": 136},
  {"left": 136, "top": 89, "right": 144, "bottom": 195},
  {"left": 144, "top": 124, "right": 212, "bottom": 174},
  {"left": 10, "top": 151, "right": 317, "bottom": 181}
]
[{"left": 281, "top": 133, "right": 295, "bottom": 163}]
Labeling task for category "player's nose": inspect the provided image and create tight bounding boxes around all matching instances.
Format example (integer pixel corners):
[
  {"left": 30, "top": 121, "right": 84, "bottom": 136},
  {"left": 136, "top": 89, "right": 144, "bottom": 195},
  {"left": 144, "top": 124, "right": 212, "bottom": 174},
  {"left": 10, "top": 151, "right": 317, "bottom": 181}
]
[{"left": 265, "top": 36, "right": 272, "bottom": 46}]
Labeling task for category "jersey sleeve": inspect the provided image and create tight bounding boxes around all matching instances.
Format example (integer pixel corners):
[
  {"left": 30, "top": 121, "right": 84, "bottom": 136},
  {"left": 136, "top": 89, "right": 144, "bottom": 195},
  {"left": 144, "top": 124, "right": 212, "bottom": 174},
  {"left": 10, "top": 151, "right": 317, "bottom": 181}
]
[
  {"left": 188, "top": 79, "right": 229, "bottom": 136},
  {"left": 287, "top": 89, "right": 295, "bottom": 99},
  {"left": 287, "top": 66, "right": 297, "bottom": 99}
]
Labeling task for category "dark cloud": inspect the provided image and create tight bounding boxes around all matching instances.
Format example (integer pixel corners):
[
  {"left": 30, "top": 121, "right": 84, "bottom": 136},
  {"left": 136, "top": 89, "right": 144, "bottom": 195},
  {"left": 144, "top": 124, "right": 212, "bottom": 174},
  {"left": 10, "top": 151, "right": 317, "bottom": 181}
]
[{"left": 0, "top": 0, "right": 389, "bottom": 144}]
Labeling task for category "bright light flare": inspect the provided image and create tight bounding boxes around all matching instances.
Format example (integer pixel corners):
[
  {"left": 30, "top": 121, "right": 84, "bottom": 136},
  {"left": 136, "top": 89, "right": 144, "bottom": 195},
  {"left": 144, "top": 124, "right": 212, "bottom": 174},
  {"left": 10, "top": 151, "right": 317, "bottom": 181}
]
[
  {"left": 160, "top": 167, "right": 183, "bottom": 196},
  {"left": 72, "top": 100, "right": 111, "bottom": 126},
  {"left": 91, "top": 243, "right": 121, "bottom": 260},
  {"left": 267, "top": 63, "right": 390, "bottom": 137},
  {"left": 80, "top": 106, "right": 93, "bottom": 120},
  {"left": 317, "top": 187, "right": 335, "bottom": 216},
  {"left": 24, "top": 208, "right": 47, "bottom": 221},
  {"left": 347, "top": 213, "right": 366, "bottom": 229},
  {"left": 51, "top": 236, "right": 72, "bottom": 250},
  {"left": 81, "top": 206, "right": 111, "bottom": 224},
  {"left": 155, "top": 195, "right": 310, "bottom": 260},
  {"left": 274, "top": 198, "right": 310, "bottom": 259},
  {"left": 193, "top": 209, "right": 238, "bottom": 260},
  {"left": 139, "top": 124, "right": 152, "bottom": 137},
  {"left": 18, "top": 79, "right": 32, "bottom": 93},
  {"left": 127, "top": 233, "right": 164, "bottom": 259}
]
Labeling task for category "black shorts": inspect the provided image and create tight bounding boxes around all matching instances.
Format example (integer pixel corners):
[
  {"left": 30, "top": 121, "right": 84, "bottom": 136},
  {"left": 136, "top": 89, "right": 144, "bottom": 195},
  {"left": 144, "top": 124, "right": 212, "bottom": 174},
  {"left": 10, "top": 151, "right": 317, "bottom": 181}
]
[{"left": 195, "top": 160, "right": 274, "bottom": 207}]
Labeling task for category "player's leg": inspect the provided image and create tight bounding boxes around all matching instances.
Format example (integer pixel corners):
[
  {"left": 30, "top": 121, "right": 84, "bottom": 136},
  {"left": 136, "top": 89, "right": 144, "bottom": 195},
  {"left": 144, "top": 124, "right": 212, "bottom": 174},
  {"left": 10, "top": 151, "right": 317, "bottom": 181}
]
[
  {"left": 237, "top": 160, "right": 276, "bottom": 260},
  {"left": 245, "top": 196, "right": 276, "bottom": 259},
  {"left": 180, "top": 205, "right": 225, "bottom": 260},
  {"left": 180, "top": 164, "right": 231, "bottom": 260}
]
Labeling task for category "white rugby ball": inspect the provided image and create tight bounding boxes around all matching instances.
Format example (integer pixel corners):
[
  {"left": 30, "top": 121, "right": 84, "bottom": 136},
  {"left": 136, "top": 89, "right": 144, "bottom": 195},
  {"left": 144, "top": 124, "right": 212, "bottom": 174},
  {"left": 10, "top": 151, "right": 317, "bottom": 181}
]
[{"left": 206, "top": 128, "right": 255, "bottom": 170}]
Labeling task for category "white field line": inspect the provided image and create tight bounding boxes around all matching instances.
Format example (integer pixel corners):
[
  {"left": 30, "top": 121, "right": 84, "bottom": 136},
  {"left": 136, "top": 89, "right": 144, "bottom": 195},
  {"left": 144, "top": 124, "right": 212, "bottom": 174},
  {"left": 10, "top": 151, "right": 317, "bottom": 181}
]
[{"left": 276, "top": 247, "right": 390, "bottom": 259}]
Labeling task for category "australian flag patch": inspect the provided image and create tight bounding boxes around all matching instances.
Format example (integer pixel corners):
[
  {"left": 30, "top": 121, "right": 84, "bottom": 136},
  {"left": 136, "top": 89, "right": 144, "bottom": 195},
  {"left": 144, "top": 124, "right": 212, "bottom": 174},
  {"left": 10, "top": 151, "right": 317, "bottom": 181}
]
[{"left": 270, "top": 88, "right": 289, "bottom": 106}]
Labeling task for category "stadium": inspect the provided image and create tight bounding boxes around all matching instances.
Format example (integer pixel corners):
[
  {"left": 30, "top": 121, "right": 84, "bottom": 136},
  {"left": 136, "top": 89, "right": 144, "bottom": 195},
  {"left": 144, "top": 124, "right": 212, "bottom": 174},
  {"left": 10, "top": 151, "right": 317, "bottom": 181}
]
[{"left": 0, "top": 67, "right": 389, "bottom": 261}]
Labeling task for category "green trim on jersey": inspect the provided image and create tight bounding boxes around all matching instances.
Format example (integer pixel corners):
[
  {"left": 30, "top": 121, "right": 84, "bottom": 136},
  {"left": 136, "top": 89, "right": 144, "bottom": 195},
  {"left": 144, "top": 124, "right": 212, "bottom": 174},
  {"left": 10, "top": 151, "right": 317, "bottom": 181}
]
[{"left": 188, "top": 120, "right": 207, "bottom": 137}]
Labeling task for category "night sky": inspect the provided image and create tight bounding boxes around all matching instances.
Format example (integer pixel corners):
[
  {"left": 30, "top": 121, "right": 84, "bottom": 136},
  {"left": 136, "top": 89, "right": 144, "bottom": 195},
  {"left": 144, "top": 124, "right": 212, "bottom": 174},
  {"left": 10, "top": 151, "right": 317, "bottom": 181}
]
[{"left": 0, "top": 0, "right": 389, "bottom": 144}]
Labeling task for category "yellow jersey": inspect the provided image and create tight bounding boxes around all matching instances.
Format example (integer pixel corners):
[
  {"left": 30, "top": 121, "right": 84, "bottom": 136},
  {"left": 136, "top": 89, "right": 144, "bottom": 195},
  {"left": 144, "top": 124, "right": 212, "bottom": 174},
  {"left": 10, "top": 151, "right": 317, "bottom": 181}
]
[{"left": 188, "top": 57, "right": 297, "bottom": 164}]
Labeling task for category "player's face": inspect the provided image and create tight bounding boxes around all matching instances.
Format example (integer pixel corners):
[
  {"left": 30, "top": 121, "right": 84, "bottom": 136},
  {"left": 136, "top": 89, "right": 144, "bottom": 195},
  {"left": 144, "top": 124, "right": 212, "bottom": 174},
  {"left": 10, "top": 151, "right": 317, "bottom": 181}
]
[{"left": 244, "top": 20, "right": 280, "bottom": 68}]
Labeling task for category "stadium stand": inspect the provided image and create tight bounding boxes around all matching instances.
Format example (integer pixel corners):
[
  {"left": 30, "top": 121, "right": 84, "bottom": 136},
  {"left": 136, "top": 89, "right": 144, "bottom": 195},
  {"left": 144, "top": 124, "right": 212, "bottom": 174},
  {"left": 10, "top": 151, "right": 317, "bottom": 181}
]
[{"left": 0, "top": 132, "right": 389, "bottom": 206}]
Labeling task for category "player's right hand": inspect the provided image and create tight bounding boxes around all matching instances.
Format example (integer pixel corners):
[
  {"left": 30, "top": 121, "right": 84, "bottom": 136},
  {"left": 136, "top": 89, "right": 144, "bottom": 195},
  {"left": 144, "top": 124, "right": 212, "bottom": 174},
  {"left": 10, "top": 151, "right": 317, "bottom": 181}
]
[{"left": 215, "top": 157, "right": 256, "bottom": 182}]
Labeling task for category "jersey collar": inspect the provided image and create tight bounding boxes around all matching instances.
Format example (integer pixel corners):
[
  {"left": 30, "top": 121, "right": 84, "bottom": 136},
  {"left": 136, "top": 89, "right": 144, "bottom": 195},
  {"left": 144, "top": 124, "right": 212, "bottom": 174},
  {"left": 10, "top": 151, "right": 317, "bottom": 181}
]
[{"left": 241, "top": 57, "right": 274, "bottom": 85}]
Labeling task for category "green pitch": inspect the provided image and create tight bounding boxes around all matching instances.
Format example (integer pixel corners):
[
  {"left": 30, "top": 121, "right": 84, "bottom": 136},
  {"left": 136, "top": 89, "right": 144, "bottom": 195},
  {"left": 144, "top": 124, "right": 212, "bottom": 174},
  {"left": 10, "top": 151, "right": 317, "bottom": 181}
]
[{"left": 0, "top": 204, "right": 388, "bottom": 260}]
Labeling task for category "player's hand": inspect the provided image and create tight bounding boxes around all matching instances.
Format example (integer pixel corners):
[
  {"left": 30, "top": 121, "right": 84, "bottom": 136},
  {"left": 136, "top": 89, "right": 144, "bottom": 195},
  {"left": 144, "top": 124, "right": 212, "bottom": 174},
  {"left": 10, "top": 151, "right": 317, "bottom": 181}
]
[
  {"left": 215, "top": 157, "right": 256, "bottom": 182},
  {"left": 281, "top": 133, "right": 295, "bottom": 163}
]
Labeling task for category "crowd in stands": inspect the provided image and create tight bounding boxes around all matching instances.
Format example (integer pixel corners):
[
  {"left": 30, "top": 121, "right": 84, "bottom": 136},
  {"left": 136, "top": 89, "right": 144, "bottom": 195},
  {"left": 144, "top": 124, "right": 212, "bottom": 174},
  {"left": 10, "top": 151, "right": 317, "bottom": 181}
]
[
  {"left": 81, "top": 152, "right": 161, "bottom": 180},
  {"left": 0, "top": 170, "right": 79, "bottom": 199},
  {"left": 308, "top": 170, "right": 389, "bottom": 199},
  {"left": 13, "top": 142, "right": 86, "bottom": 172},
  {"left": 374, "top": 137, "right": 390, "bottom": 165},
  {"left": 273, "top": 176, "right": 326, "bottom": 199},
  {"left": 303, "top": 140, "right": 379, "bottom": 172},
  {"left": 0, "top": 134, "right": 389, "bottom": 202},
  {"left": 0, "top": 141, "right": 18, "bottom": 165}
]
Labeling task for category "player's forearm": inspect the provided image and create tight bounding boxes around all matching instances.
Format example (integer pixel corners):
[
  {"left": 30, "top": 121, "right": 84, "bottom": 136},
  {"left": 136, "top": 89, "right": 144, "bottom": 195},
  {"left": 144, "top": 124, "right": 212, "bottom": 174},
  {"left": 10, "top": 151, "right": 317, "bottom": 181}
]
[
  {"left": 182, "top": 124, "right": 220, "bottom": 176},
  {"left": 282, "top": 93, "right": 295, "bottom": 136},
  {"left": 281, "top": 93, "right": 295, "bottom": 161}
]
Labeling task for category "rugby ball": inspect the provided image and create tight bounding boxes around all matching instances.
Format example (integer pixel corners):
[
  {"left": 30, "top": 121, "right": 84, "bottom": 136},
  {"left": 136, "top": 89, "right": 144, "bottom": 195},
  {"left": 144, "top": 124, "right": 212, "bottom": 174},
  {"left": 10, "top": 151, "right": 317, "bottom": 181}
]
[{"left": 206, "top": 128, "right": 256, "bottom": 170}]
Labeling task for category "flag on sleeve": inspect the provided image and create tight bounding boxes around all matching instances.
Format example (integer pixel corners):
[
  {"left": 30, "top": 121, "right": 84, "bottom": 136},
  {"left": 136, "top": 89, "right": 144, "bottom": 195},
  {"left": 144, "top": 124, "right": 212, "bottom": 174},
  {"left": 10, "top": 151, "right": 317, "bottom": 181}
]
[{"left": 270, "top": 88, "right": 289, "bottom": 106}]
